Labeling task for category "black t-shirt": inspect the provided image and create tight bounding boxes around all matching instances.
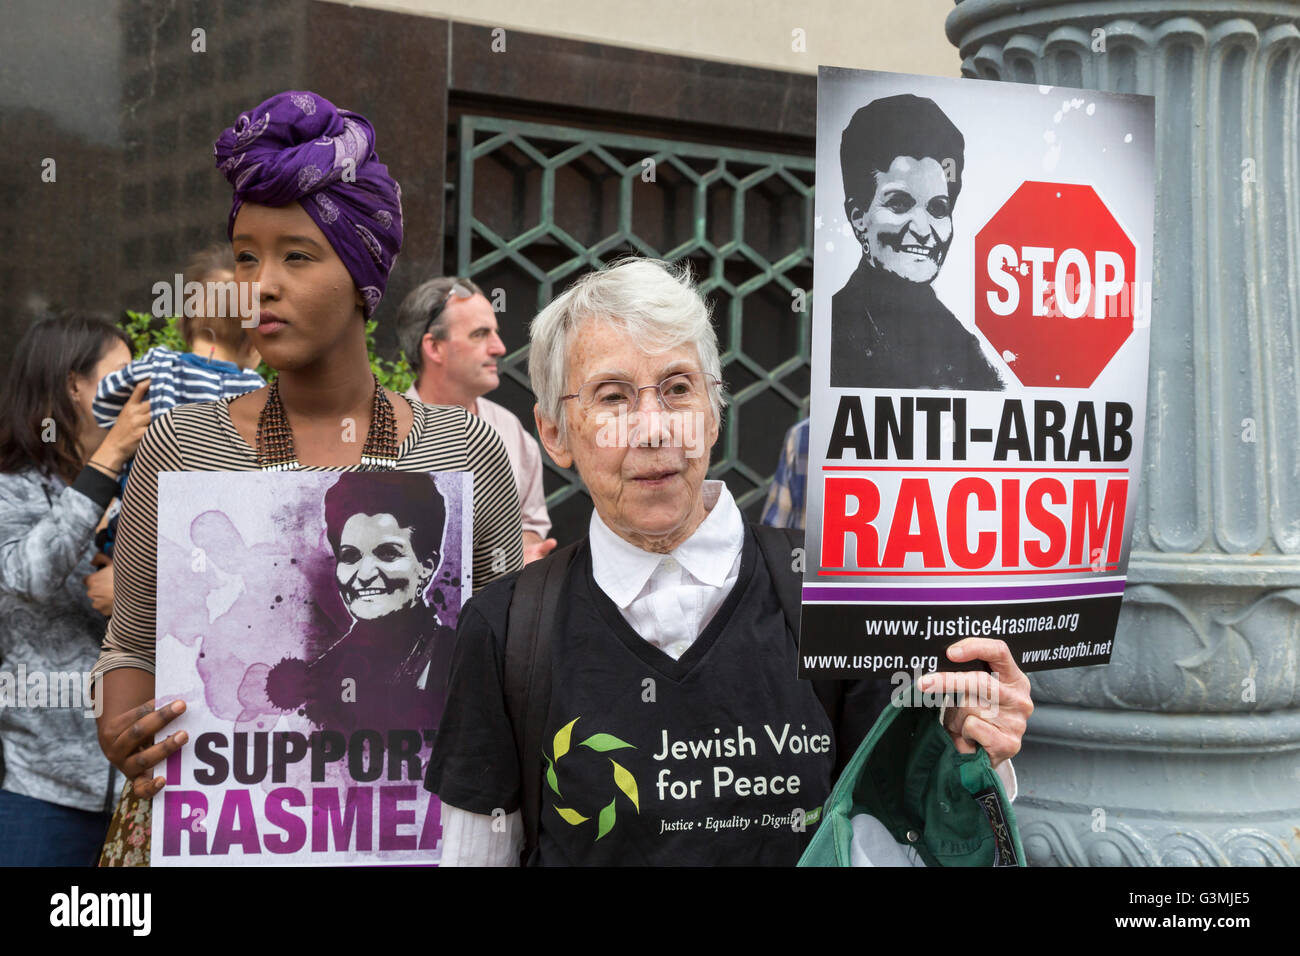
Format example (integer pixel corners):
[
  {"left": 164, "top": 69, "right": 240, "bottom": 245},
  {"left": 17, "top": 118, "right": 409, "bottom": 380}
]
[{"left": 426, "top": 525, "right": 892, "bottom": 866}]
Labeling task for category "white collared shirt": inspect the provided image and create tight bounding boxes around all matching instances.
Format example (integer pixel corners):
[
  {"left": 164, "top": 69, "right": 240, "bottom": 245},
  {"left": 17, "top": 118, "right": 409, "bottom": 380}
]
[{"left": 588, "top": 479, "right": 743, "bottom": 659}]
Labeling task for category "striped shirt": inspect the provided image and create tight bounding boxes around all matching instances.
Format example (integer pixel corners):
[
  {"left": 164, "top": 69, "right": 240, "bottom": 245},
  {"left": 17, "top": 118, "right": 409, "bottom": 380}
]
[
  {"left": 761, "top": 418, "right": 810, "bottom": 530},
  {"left": 92, "top": 394, "right": 524, "bottom": 679},
  {"left": 92, "top": 347, "right": 265, "bottom": 427}
]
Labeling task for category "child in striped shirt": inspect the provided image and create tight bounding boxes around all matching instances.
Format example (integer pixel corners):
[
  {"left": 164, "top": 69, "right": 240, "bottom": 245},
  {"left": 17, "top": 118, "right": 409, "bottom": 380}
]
[
  {"left": 93, "top": 344, "right": 264, "bottom": 424},
  {"left": 93, "top": 247, "right": 265, "bottom": 555}
]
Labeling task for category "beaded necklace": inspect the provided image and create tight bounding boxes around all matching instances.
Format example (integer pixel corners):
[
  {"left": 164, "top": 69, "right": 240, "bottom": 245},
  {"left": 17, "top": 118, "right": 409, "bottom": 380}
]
[{"left": 255, "top": 373, "right": 399, "bottom": 471}]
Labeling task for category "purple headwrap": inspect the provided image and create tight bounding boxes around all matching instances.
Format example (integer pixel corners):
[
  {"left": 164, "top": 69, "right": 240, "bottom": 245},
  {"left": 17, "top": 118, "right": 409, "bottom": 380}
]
[{"left": 213, "top": 90, "right": 403, "bottom": 318}]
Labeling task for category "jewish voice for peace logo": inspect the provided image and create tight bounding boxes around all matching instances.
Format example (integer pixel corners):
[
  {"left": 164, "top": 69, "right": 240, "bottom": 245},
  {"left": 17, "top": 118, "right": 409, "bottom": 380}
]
[{"left": 547, "top": 717, "right": 640, "bottom": 840}]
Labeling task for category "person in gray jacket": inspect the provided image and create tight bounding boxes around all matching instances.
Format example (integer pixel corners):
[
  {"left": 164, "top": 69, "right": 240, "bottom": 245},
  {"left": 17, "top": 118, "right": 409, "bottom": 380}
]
[{"left": 0, "top": 312, "right": 150, "bottom": 865}]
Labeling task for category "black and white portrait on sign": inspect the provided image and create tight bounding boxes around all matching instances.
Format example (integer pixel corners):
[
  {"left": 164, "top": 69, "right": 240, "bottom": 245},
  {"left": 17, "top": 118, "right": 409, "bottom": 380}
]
[
  {"left": 264, "top": 471, "right": 460, "bottom": 737},
  {"left": 830, "top": 94, "right": 1004, "bottom": 391}
]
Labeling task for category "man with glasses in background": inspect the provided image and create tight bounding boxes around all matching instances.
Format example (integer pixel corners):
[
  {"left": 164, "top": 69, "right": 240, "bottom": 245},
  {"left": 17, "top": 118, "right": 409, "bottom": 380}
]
[{"left": 397, "top": 277, "right": 557, "bottom": 563}]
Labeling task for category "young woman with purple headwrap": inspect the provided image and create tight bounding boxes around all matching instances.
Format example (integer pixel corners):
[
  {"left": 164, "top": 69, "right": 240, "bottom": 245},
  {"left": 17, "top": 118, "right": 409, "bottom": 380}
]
[{"left": 89, "top": 91, "right": 524, "bottom": 864}]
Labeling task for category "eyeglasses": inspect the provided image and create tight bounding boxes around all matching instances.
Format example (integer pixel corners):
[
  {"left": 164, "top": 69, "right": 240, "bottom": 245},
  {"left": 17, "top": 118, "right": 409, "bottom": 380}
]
[
  {"left": 561, "top": 372, "right": 721, "bottom": 412},
  {"left": 423, "top": 280, "right": 475, "bottom": 338}
]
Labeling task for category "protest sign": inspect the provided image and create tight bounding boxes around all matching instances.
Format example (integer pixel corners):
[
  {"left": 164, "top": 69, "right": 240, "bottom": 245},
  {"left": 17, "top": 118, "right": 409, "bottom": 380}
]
[
  {"left": 151, "top": 471, "right": 472, "bottom": 866},
  {"left": 799, "top": 67, "right": 1154, "bottom": 678}
]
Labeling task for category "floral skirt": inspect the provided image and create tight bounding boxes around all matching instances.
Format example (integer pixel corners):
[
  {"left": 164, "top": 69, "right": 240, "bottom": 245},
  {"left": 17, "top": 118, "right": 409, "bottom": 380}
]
[{"left": 98, "top": 780, "right": 151, "bottom": 867}]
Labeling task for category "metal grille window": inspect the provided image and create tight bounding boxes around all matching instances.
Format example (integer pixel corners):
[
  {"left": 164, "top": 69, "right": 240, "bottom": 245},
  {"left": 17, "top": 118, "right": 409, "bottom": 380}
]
[{"left": 454, "top": 115, "right": 814, "bottom": 541}]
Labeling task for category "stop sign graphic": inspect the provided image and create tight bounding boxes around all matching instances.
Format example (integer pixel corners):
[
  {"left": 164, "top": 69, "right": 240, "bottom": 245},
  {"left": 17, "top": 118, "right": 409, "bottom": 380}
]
[{"left": 974, "top": 181, "right": 1136, "bottom": 388}]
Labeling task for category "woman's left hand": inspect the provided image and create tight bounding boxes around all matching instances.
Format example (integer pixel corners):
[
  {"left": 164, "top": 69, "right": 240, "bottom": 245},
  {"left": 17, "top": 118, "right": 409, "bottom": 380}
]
[
  {"left": 916, "top": 638, "right": 1033, "bottom": 768},
  {"left": 85, "top": 554, "right": 114, "bottom": 616}
]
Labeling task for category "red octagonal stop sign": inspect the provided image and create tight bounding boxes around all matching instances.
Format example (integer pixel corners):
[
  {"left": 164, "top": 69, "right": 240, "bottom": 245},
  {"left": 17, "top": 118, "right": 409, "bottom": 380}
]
[{"left": 974, "top": 181, "right": 1136, "bottom": 388}]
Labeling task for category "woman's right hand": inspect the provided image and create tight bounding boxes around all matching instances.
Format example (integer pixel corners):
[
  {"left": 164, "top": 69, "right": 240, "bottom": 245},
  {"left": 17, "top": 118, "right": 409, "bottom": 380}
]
[
  {"left": 97, "top": 379, "right": 151, "bottom": 471},
  {"left": 100, "top": 698, "right": 189, "bottom": 798}
]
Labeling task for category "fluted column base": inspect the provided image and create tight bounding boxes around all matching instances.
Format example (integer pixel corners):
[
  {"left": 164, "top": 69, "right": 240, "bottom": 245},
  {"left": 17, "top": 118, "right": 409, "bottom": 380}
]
[{"left": 1016, "top": 703, "right": 1300, "bottom": 865}]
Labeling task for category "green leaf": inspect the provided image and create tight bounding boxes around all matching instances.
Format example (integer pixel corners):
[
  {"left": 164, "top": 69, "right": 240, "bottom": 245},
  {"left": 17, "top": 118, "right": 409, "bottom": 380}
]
[
  {"left": 120, "top": 311, "right": 188, "bottom": 358},
  {"left": 554, "top": 806, "right": 588, "bottom": 826},
  {"left": 611, "top": 759, "right": 639, "bottom": 813},
  {"left": 365, "top": 318, "right": 415, "bottom": 393},
  {"left": 579, "top": 733, "right": 634, "bottom": 753},
  {"left": 595, "top": 798, "right": 617, "bottom": 841},
  {"left": 545, "top": 754, "right": 560, "bottom": 797},
  {"left": 553, "top": 717, "right": 579, "bottom": 762}
]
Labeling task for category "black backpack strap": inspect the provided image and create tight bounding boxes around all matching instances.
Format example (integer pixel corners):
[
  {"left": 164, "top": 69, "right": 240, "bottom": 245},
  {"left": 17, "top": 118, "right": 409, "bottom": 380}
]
[
  {"left": 503, "top": 539, "right": 582, "bottom": 866},
  {"left": 751, "top": 523, "right": 844, "bottom": 728},
  {"left": 752, "top": 523, "right": 803, "bottom": 638}
]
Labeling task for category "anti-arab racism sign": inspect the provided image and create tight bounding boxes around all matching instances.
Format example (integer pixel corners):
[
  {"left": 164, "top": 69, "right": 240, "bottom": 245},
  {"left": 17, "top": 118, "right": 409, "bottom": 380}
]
[
  {"left": 799, "top": 67, "right": 1153, "bottom": 679},
  {"left": 152, "top": 471, "right": 472, "bottom": 866}
]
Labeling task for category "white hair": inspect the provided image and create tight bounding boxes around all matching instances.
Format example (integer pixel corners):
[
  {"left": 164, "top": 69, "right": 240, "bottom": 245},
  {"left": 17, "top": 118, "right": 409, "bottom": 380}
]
[{"left": 528, "top": 258, "right": 727, "bottom": 434}]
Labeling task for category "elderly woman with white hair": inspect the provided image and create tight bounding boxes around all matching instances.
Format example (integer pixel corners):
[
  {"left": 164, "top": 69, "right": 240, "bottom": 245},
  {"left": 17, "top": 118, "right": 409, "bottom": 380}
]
[{"left": 425, "top": 257, "right": 1033, "bottom": 866}]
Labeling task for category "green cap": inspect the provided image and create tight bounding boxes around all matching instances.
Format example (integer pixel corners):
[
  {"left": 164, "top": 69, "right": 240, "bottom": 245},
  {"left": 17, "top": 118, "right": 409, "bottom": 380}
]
[{"left": 798, "top": 698, "right": 1024, "bottom": 867}]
